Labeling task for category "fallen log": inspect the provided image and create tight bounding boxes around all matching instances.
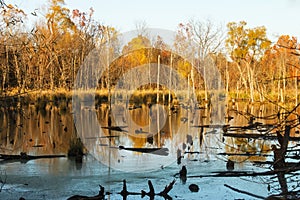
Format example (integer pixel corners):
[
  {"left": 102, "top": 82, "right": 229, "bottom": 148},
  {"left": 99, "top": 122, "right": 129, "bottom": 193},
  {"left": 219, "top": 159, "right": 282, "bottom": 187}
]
[
  {"left": 223, "top": 132, "right": 278, "bottom": 140},
  {"left": 67, "top": 185, "right": 105, "bottom": 200},
  {"left": 0, "top": 152, "right": 65, "bottom": 161},
  {"left": 118, "top": 146, "right": 169, "bottom": 156},
  {"left": 101, "top": 126, "right": 128, "bottom": 132},
  {"left": 188, "top": 165, "right": 300, "bottom": 178},
  {"left": 67, "top": 179, "right": 176, "bottom": 200},
  {"left": 224, "top": 184, "right": 265, "bottom": 199},
  {"left": 191, "top": 124, "right": 226, "bottom": 129},
  {"left": 252, "top": 161, "right": 300, "bottom": 169},
  {"left": 184, "top": 151, "right": 202, "bottom": 154},
  {"left": 265, "top": 190, "right": 300, "bottom": 200},
  {"left": 217, "top": 152, "right": 272, "bottom": 157}
]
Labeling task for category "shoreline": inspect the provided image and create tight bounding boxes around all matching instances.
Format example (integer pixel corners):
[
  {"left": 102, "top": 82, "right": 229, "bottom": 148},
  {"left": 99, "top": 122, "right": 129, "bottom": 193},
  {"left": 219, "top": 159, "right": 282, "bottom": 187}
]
[{"left": 0, "top": 88, "right": 299, "bottom": 106}]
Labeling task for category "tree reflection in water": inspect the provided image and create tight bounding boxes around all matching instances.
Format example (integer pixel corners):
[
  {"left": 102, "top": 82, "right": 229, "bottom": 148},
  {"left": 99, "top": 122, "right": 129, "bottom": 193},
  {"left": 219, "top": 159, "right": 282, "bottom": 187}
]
[{"left": 1, "top": 101, "right": 300, "bottom": 198}]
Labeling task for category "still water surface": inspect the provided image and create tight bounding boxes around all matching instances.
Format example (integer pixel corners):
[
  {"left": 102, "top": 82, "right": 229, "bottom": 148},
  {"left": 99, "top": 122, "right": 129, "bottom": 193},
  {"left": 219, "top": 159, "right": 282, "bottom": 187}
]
[{"left": 0, "top": 101, "right": 298, "bottom": 199}]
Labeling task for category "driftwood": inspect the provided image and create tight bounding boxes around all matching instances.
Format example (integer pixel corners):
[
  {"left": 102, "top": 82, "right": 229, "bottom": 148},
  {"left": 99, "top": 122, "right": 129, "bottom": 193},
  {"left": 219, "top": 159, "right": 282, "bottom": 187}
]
[
  {"left": 264, "top": 190, "right": 300, "bottom": 200},
  {"left": 141, "top": 179, "right": 176, "bottom": 200},
  {"left": 184, "top": 151, "right": 202, "bottom": 154},
  {"left": 223, "top": 133, "right": 278, "bottom": 140},
  {"left": 67, "top": 185, "right": 105, "bottom": 200},
  {"left": 188, "top": 165, "right": 300, "bottom": 178},
  {"left": 191, "top": 123, "right": 276, "bottom": 132},
  {"left": 101, "top": 126, "right": 128, "bottom": 132},
  {"left": 0, "top": 152, "right": 65, "bottom": 161},
  {"left": 253, "top": 161, "right": 300, "bottom": 167},
  {"left": 86, "top": 136, "right": 119, "bottom": 139},
  {"left": 191, "top": 124, "right": 226, "bottom": 129},
  {"left": 118, "top": 146, "right": 169, "bottom": 156},
  {"left": 67, "top": 179, "right": 176, "bottom": 200},
  {"left": 223, "top": 132, "right": 300, "bottom": 141},
  {"left": 218, "top": 152, "right": 272, "bottom": 157},
  {"left": 224, "top": 184, "right": 265, "bottom": 199}
]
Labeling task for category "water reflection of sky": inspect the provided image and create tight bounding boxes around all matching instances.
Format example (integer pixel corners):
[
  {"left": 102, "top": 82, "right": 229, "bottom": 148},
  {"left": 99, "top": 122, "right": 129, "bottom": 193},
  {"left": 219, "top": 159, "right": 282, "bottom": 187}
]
[
  {"left": 1, "top": 102, "right": 299, "bottom": 199},
  {"left": 0, "top": 155, "right": 269, "bottom": 199}
]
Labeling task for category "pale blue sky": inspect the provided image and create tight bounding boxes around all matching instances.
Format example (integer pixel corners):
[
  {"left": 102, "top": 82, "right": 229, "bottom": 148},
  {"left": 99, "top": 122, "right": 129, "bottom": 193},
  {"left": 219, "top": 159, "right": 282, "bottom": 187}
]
[{"left": 10, "top": 0, "right": 300, "bottom": 42}]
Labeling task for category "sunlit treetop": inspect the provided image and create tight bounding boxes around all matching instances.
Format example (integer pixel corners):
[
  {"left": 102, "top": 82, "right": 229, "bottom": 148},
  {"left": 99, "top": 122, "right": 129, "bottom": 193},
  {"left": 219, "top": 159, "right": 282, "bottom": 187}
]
[
  {"left": 122, "top": 35, "right": 151, "bottom": 54},
  {"left": 46, "top": 0, "right": 75, "bottom": 34},
  {"left": 226, "top": 21, "right": 271, "bottom": 63}
]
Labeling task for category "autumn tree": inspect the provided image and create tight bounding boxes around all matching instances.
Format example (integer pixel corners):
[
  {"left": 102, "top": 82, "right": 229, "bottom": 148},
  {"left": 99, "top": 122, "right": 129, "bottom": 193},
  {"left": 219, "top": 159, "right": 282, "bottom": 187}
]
[
  {"left": 0, "top": 0, "right": 117, "bottom": 93},
  {"left": 30, "top": 0, "right": 110, "bottom": 91},
  {"left": 261, "top": 35, "right": 300, "bottom": 103},
  {"left": 0, "top": 2, "right": 26, "bottom": 93},
  {"left": 226, "top": 21, "right": 271, "bottom": 102}
]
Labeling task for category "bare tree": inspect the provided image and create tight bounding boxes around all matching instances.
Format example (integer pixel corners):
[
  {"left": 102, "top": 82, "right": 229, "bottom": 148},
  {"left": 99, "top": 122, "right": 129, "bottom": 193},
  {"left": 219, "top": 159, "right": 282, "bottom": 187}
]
[
  {"left": 190, "top": 19, "right": 225, "bottom": 101},
  {"left": 134, "top": 20, "right": 149, "bottom": 37},
  {"left": 189, "top": 18, "right": 225, "bottom": 61}
]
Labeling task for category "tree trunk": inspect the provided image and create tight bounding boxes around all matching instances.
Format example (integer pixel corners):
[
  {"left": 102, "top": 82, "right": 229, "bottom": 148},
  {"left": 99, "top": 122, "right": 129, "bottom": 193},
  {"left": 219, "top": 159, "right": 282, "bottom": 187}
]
[
  {"left": 157, "top": 55, "right": 160, "bottom": 147},
  {"left": 3, "top": 45, "right": 9, "bottom": 91},
  {"left": 168, "top": 53, "right": 172, "bottom": 108},
  {"left": 156, "top": 55, "right": 160, "bottom": 103},
  {"left": 225, "top": 61, "right": 229, "bottom": 95},
  {"left": 14, "top": 54, "right": 21, "bottom": 93},
  {"left": 295, "top": 70, "right": 298, "bottom": 106}
]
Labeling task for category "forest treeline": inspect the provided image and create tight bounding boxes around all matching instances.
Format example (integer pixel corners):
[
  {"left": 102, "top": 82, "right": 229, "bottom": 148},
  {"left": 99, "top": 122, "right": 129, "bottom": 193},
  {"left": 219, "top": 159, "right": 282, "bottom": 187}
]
[{"left": 0, "top": 0, "right": 299, "bottom": 103}]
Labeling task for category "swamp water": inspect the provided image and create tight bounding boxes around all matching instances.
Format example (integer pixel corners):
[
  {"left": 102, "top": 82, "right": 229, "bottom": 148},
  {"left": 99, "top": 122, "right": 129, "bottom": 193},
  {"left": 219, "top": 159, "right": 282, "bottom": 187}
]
[{"left": 0, "top": 100, "right": 299, "bottom": 199}]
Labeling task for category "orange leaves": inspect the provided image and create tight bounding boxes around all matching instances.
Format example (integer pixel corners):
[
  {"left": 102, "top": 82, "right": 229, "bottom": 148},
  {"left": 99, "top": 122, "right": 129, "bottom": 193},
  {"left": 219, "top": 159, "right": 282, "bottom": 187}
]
[
  {"left": 261, "top": 34, "right": 300, "bottom": 78},
  {"left": 277, "top": 35, "right": 300, "bottom": 75},
  {"left": 277, "top": 35, "right": 298, "bottom": 50}
]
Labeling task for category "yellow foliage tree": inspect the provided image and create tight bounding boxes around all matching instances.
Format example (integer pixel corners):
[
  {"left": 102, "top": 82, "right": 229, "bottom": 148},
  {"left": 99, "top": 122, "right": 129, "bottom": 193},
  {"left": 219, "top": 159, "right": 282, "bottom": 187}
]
[{"left": 226, "top": 21, "right": 271, "bottom": 102}]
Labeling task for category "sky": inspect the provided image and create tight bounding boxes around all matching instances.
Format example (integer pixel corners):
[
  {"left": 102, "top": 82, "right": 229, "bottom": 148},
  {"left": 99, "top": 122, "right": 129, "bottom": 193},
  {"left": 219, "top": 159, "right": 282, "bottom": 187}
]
[{"left": 9, "top": 0, "right": 300, "bottom": 42}]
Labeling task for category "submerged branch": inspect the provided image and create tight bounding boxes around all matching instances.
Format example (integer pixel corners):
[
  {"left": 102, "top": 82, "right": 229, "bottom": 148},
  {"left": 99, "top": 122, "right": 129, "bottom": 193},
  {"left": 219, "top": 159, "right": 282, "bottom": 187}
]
[{"left": 224, "top": 184, "right": 265, "bottom": 199}]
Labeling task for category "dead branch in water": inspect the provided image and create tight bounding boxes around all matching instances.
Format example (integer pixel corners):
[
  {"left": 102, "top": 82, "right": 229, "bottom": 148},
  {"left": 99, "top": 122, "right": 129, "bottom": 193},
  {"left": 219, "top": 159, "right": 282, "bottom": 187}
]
[
  {"left": 67, "top": 179, "right": 176, "bottom": 200},
  {"left": 224, "top": 184, "right": 265, "bottom": 199}
]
